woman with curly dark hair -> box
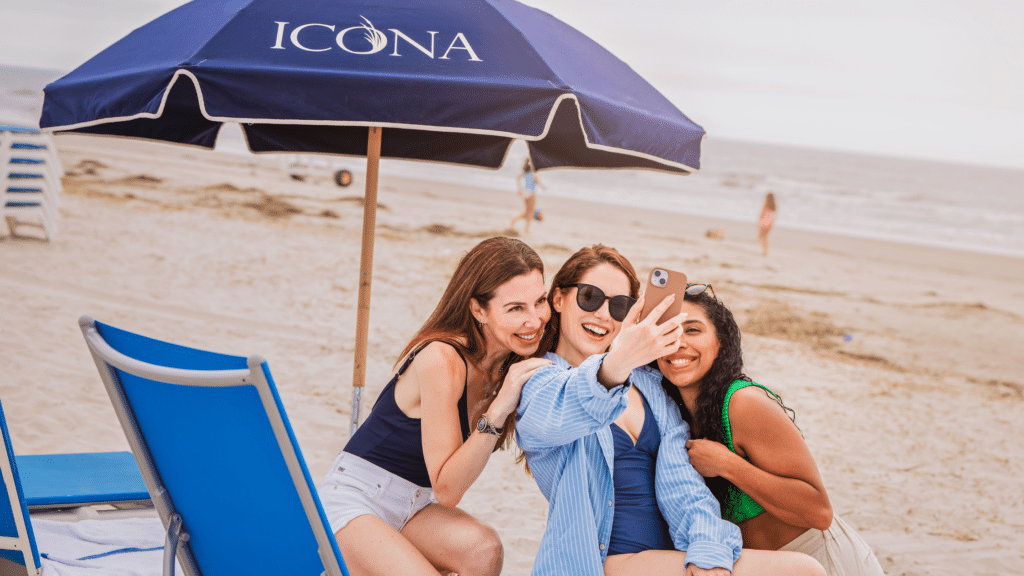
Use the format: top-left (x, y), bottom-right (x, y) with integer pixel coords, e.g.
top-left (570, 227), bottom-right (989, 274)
top-left (658, 285), bottom-right (885, 576)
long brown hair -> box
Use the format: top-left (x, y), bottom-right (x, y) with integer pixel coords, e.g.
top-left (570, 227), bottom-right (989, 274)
top-left (534, 244), bottom-right (640, 358)
top-left (764, 192), bottom-right (777, 211)
top-left (399, 236), bottom-right (544, 447)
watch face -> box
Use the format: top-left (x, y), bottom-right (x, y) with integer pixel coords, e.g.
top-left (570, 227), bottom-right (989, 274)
top-left (477, 416), bottom-right (487, 432)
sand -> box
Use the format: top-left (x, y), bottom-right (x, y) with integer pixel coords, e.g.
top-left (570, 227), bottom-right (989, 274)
top-left (1, 134), bottom-right (1022, 575)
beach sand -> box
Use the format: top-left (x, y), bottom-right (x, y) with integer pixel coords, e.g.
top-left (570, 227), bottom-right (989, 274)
top-left (2, 135), bottom-right (1022, 575)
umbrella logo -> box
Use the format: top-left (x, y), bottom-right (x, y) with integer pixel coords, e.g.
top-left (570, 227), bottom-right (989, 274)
top-left (271, 18), bottom-right (483, 61)
top-left (339, 17), bottom-right (388, 55)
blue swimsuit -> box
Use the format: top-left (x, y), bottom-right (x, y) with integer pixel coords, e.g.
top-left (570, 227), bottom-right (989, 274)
top-left (607, 392), bottom-right (675, 555)
top-left (344, 342), bottom-right (470, 487)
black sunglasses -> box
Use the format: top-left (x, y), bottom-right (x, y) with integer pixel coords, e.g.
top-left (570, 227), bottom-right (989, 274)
top-left (685, 283), bottom-right (717, 301)
top-left (560, 283), bottom-right (637, 322)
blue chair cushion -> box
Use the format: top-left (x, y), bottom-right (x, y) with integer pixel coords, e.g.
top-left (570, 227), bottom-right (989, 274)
top-left (16, 452), bottom-right (150, 508)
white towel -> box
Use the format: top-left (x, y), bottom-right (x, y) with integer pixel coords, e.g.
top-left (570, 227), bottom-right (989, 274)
top-left (31, 518), bottom-right (182, 576)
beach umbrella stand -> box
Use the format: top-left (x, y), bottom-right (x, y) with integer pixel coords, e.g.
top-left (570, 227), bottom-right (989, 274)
top-left (40, 0), bottom-right (707, 432)
top-left (350, 126), bottom-right (380, 434)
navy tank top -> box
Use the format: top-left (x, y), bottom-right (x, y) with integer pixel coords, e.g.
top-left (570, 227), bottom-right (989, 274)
top-left (343, 342), bottom-right (471, 487)
top-left (607, 392), bottom-right (675, 555)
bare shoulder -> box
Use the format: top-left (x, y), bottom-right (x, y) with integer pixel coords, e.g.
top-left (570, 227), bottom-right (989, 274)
top-left (728, 385), bottom-right (800, 439)
top-left (729, 385), bottom-right (822, 480)
top-left (407, 341), bottom-right (467, 396)
top-left (730, 385), bottom-right (785, 411)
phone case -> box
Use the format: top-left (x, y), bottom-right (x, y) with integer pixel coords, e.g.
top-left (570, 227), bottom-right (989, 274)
top-left (638, 267), bottom-right (689, 324)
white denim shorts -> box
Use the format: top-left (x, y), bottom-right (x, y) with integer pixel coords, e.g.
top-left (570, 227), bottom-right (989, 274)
top-left (317, 451), bottom-right (436, 535)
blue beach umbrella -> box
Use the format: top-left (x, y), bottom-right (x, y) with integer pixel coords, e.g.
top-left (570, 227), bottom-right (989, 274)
top-left (40, 0), bottom-right (706, 430)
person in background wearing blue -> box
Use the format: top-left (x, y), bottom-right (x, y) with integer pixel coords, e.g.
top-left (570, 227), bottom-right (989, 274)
top-left (511, 159), bottom-right (544, 234)
top-left (319, 237), bottom-right (552, 576)
top-left (516, 245), bottom-right (825, 576)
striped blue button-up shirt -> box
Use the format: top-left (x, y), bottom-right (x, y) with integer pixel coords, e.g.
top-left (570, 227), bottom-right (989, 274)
top-left (516, 353), bottom-right (742, 575)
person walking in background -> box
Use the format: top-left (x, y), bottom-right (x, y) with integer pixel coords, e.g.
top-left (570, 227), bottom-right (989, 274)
top-left (511, 159), bottom-right (544, 234)
top-left (758, 193), bottom-right (777, 256)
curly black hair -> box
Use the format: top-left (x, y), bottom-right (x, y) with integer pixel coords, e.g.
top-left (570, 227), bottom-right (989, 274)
top-left (660, 288), bottom-right (795, 507)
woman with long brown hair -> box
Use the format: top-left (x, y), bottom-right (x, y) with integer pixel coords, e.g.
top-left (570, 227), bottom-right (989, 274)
top-left (319, 237), bottom-right (552, 576)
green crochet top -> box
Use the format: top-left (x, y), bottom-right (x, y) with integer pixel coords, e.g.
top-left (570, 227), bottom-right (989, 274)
top-left (720, 379), bottom-right (781, 524)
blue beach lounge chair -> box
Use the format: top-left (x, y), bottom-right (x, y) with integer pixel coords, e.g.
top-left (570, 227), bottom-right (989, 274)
top-left (2, 399), bottom-right (154, 576)
top-left (77, 316), bottom-right (349, 576)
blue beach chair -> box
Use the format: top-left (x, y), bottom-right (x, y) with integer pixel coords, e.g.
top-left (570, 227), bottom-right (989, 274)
top-left (77, 316), bottom-right (349, 576)
top-left (1, 400), bottom-right (153, 576)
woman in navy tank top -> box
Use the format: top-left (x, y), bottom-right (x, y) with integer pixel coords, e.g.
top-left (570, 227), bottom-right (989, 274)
top-left (319, 237), bottom-right (552, 576)
top-left (516, 246), bottom-right (825, 576)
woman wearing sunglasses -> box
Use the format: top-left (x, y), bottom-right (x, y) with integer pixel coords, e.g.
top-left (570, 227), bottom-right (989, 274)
top-left (318, 237), bottom-right (552, 576)
top-left (516, 245), bottom-right (823, 576)
top-left (658, 286), bottom-right (884, 576)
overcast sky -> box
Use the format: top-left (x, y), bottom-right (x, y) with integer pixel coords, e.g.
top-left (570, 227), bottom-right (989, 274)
top-left (3, 0), bottom-right (1022, 169)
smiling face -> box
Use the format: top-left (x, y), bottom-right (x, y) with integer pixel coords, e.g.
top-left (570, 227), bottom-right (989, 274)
top-left (657, 301), bottom-right (721, 392)
top-left (472, 269), bottom-right (550, 358)
top-left (552, 263), bottom-right (632, 367)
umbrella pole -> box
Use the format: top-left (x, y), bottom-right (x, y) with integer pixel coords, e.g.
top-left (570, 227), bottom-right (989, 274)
top-left (351, 126), bottom-right (382, 435)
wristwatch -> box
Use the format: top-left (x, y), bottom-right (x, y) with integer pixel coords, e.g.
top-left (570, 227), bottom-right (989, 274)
top-left (476, 413), bottom-right (504, 437)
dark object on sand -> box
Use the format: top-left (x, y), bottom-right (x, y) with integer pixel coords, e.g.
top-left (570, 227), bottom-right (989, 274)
top-left (334, 169), bottom-right (353, 187)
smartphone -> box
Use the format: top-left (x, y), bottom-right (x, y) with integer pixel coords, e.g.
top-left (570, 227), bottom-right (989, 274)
top-left (638, 267), bottom-right (688, 324)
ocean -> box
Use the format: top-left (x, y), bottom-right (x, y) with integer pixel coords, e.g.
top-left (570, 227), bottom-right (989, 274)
top-left (4, 64), bottom-right (1023, 259)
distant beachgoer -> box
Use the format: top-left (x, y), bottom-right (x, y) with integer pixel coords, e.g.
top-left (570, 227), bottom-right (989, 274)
top-left (706, 228), bottom-right (725, 240)
top-left (511, 159), bottom-right (544, 234)
top-left (758, 193), bottom-right (777, 256)
top-left (658, 285), bottom-right (885, 576)
top-left (318, 237), bottom-right (552, 576)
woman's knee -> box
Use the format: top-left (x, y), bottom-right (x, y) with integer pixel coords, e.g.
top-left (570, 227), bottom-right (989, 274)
top-left (736, 549), bottom-right (825, 576)
top-left (449, 520), bottom-right (503, 575)
top-left (770, 551), bottom-right (826, 576)
top-left (794, 552), bottom-right (826, 576)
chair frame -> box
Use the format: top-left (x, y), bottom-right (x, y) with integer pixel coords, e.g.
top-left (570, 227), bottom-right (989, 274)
top-left (0, 401), bottom-right (43, 576)
top-left (78, 315), bottom-right (348, 576)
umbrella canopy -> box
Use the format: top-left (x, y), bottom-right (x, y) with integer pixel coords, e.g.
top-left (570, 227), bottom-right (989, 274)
top-left (40, 0), bottom-right (706, 432)
top-left (40, 0), bottom-right (704, 172)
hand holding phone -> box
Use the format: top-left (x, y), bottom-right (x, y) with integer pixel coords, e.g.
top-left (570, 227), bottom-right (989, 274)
top-left (597, 272), bottom-right (689, 387)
